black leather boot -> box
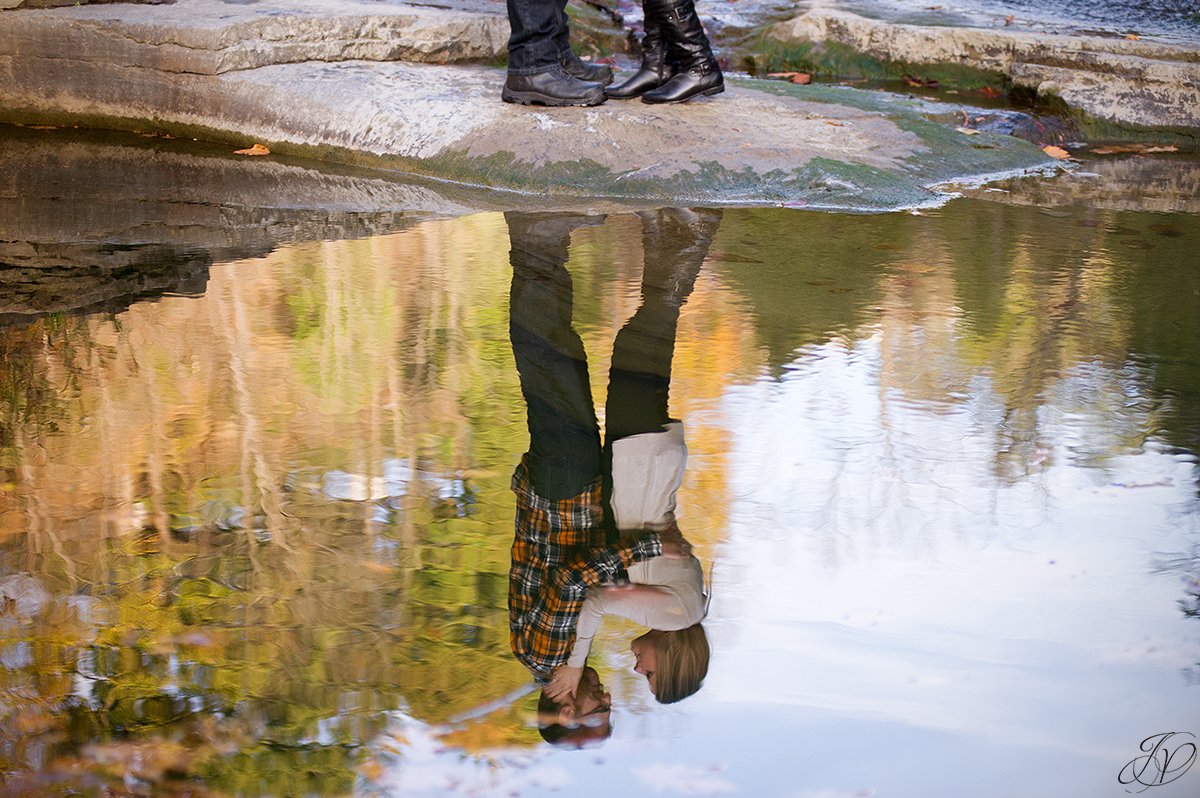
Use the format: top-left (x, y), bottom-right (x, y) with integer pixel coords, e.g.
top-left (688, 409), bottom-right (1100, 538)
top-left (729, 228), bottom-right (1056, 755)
top-left (562, 51), bottom-right (614, 86)
top-left (606, 23), bottom-right (673, 100)
top-left (640, 0), bottom-right (723, 104)
top-left (502, 66), bottom-right (607, 106)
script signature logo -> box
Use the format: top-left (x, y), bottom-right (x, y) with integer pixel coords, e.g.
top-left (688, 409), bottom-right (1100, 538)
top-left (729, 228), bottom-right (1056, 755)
top-left (1118, 732), bottom-right (1197, 793)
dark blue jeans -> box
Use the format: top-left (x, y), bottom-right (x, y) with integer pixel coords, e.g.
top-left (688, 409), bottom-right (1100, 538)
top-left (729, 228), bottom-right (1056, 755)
top-left (506, 0), bottom-right (572, 75)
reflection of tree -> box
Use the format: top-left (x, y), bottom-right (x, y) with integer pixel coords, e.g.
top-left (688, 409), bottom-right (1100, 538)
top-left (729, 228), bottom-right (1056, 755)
top-left (712, 202), bottom-right (1199, 483)
top-left (0, 217), bottom-right (533, 795)
top-left (0, 211), bottom-right (763, 795)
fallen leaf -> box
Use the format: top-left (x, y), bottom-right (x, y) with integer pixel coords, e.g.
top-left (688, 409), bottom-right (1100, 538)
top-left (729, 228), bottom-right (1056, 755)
top-left (1004, 14), bottom-right (1014, 26)
top-left (978, 85), bottom-right (1003, 98)
top-left (234, 143), bottom-right (270, 156)
top-left (791, 72), bottom-right (812, 84)
top-left (824, 120), bottom-right (844, 126)
top-left (955, 126), bottom-right (981, 135)
top-left (1124, 33), bottom-right (1140, 40)
top-left (1043, 145), bottom-right (1071, 159)
top-left (903, 74), bottom-right (939, 88)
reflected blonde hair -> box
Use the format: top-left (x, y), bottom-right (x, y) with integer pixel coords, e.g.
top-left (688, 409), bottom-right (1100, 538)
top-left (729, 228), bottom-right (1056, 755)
top-left (652, 624), bottom-right (710, 704)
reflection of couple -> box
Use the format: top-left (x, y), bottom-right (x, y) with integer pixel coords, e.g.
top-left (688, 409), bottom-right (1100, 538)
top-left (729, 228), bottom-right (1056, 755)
top-left (506, 208), bottom-right (721, 745)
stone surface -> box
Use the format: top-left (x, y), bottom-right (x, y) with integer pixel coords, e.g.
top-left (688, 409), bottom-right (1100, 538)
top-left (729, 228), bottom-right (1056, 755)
top-left (769, 9), bottom-right (1200, 135)
top-left (0, 1), bottom-right (1059, 209)
top-left (0, 0), bottom-right (509, 73)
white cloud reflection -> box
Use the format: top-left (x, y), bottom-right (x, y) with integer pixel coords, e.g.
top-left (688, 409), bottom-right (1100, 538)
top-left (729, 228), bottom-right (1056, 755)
top-left (366, 713), bottom-right (572, 797)
top-left (634, 763), bottom-right (739, 795)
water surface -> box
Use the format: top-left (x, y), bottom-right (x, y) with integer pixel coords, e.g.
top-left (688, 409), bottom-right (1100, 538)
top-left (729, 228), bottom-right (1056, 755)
top-left (1, 176), bottom-right (1199, 797)
top-left (796, 0), bottom-right (1200, 44)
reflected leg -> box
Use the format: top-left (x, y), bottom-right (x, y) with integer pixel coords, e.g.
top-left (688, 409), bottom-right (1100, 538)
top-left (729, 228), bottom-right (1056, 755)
top-left (605, 207), bottom-right (722, 443)
top-left (507, 212), bottom-right (605, 500)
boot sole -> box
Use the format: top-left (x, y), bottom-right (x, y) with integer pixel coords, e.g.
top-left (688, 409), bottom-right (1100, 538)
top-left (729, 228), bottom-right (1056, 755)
top-left (502, 88), bottom-right (606, 107)
top-left (641, 84), bottom-right (724, 104)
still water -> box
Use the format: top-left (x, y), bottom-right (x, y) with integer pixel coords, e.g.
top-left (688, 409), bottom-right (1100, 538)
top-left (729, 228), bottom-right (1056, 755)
top-left (1, 185), bottom-right (1199, 796)
top-left (800, 0), bottom-right (1200, 44)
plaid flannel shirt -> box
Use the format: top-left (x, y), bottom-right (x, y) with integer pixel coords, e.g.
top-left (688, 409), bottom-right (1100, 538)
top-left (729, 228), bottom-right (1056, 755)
top-left (509, 456), bottom-right (662, 683)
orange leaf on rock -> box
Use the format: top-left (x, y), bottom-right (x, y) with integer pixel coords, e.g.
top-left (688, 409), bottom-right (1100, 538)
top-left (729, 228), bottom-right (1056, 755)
top-left (1043, 145), bottom-right (1071, 160)
top-left (234, 143), bottom-right (271, 156)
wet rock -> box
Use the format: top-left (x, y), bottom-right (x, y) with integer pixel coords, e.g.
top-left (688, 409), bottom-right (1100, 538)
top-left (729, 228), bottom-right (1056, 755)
top-left (0, 0), bottom-right (509, 73)
top-left (1, 0), bottom-right (168, 7)
top-left (769, 9), bottom-right (1200, 140)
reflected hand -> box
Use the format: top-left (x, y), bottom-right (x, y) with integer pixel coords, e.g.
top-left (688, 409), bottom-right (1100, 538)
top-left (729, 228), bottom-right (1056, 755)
top-left (658, 523), bottom-right (692, 559)
top-left (545, 665), bottom-right (584, 702)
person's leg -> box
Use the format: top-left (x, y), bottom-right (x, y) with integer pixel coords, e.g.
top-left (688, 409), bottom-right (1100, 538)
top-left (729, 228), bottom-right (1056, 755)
top-left (508, 213), bottom-right (605, 500)
top-left (606, 11), bottom-right (672, 99)
top-left (507, 0), bottom-right (567, 77)
top-left (505, 0), bottom-right (609, 103)
top-left (640, 0), bottom-right (723, 103)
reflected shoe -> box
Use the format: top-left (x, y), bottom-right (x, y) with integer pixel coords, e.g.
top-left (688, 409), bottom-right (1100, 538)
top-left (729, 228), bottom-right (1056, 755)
top-left (561, 51), bottom-right (614, 86)
top-left (502, 67), bottom-right (607, 106)
top-left (606, 24), bottom-right (673, 99)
